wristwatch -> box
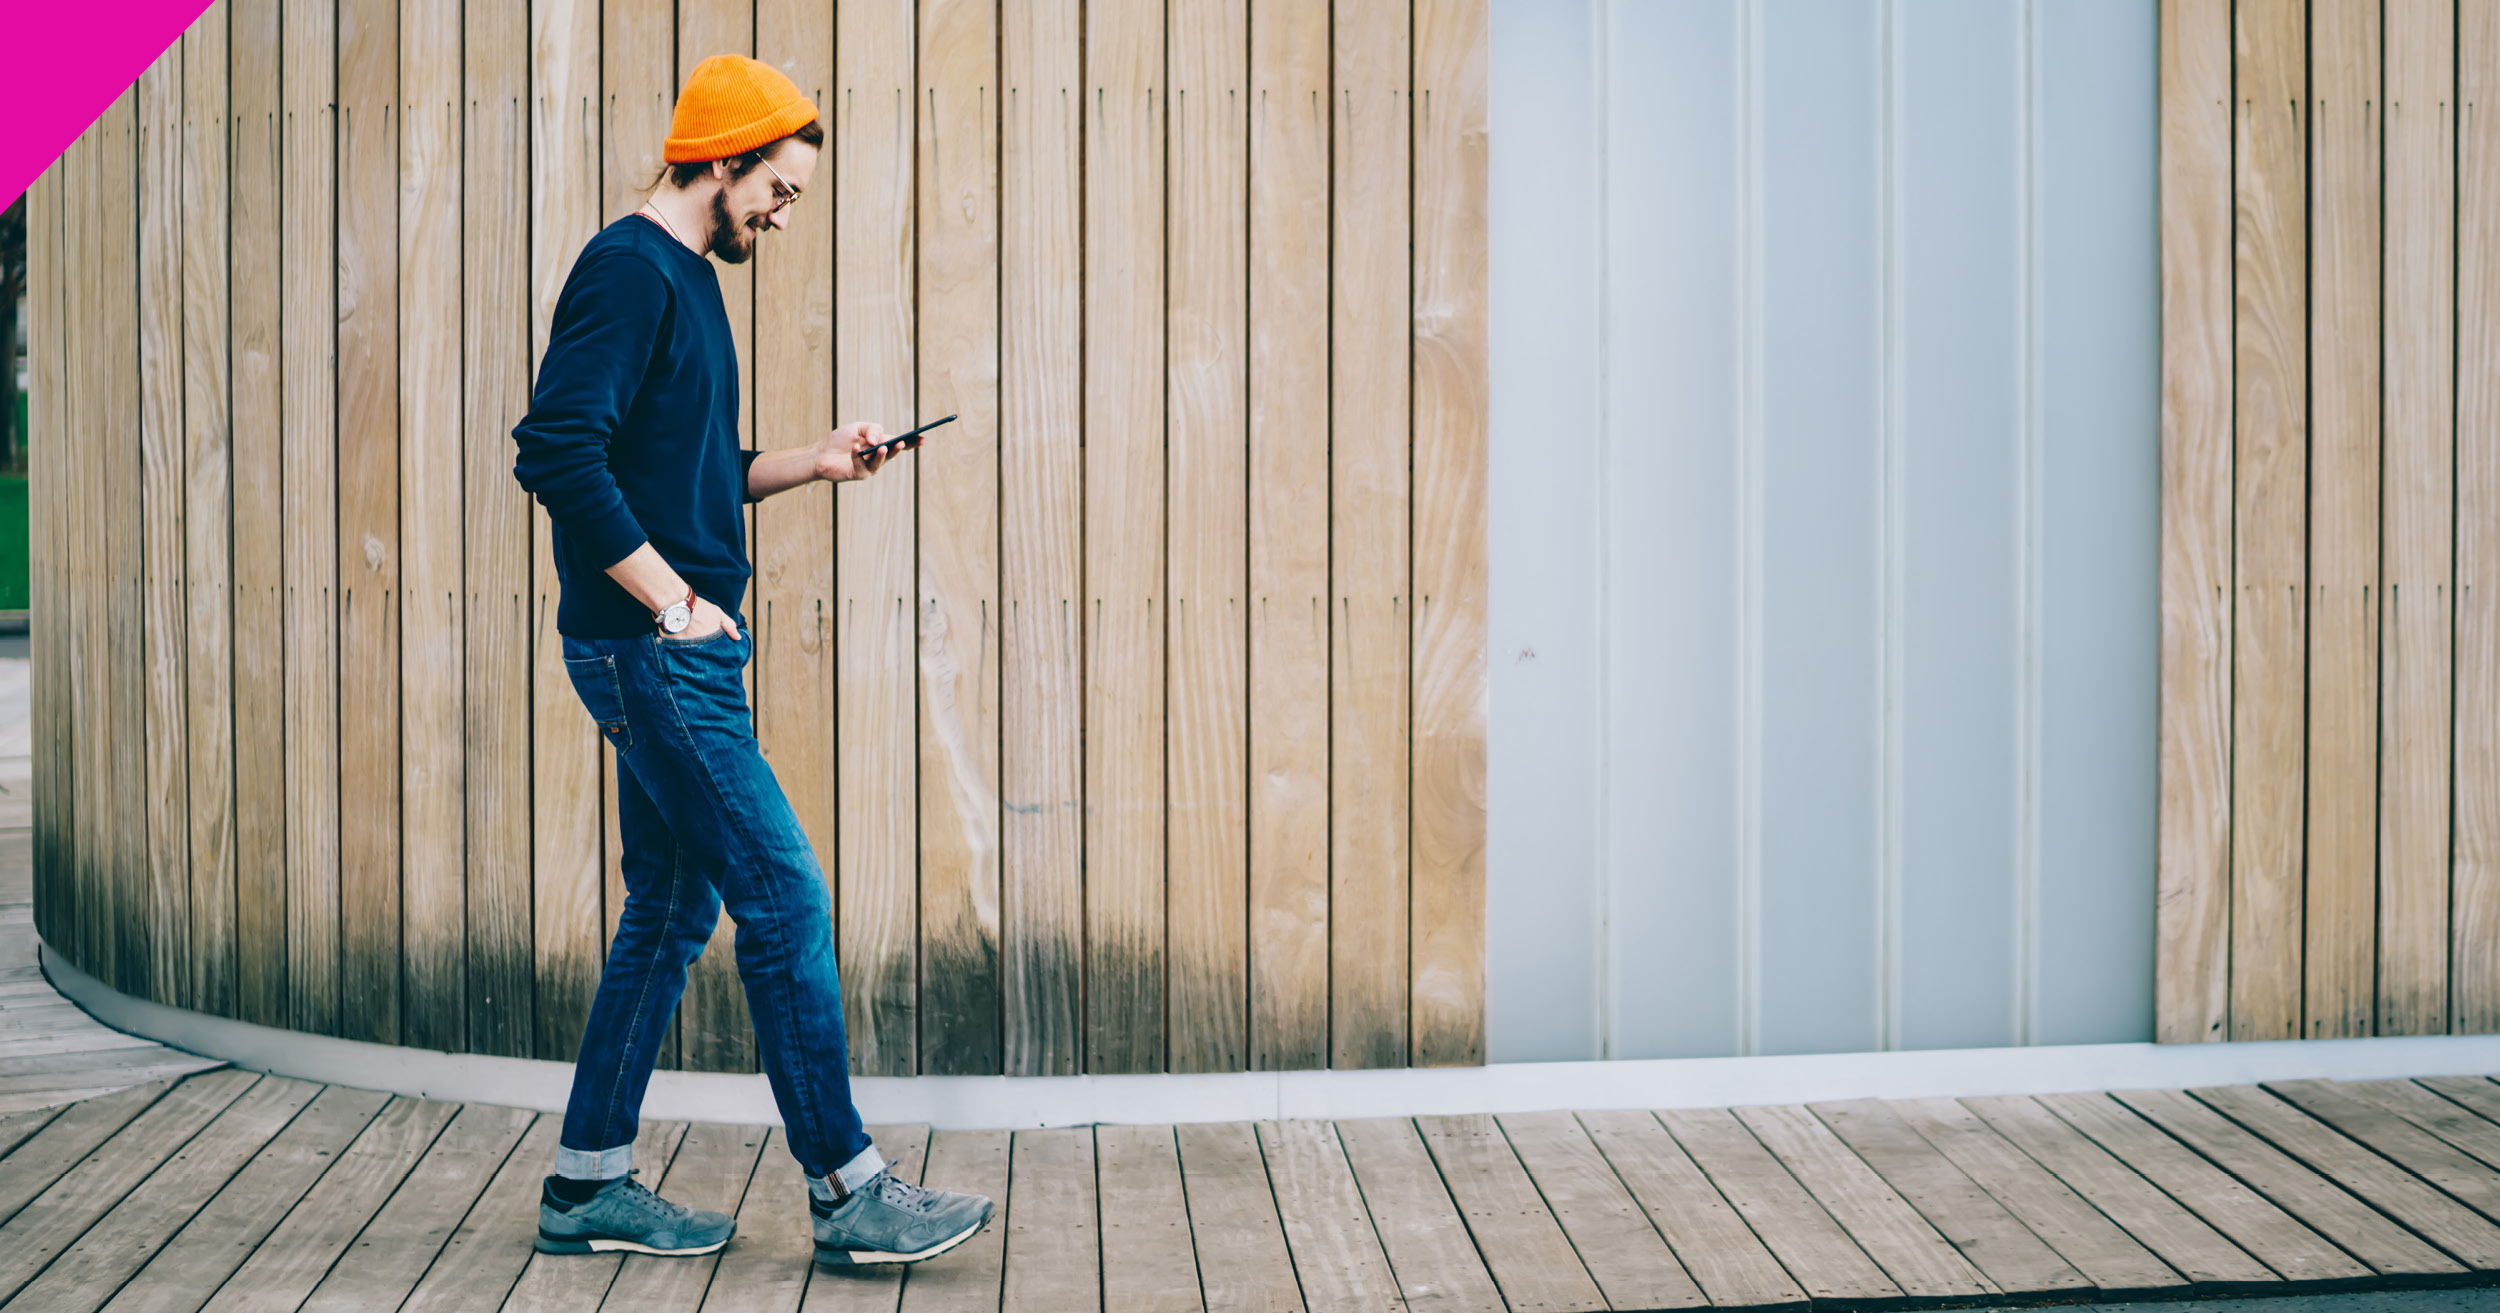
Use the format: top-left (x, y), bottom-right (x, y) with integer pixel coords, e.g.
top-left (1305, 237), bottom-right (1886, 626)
top-left (656, 590), bottom-right (696, 636)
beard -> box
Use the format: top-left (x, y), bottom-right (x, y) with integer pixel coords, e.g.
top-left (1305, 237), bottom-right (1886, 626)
top-left (707, 189), bottom-right (765, 264)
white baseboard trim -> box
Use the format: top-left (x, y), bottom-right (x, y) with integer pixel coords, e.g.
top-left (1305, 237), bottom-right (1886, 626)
top-left (46, 939), bottom-right (2500, 1129)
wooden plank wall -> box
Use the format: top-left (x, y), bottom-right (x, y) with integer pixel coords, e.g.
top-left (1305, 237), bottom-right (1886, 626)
top-left (2159, 0), bottom-right (2500, 1040)
top-left (26, 0), bottom-right (1490, 1075)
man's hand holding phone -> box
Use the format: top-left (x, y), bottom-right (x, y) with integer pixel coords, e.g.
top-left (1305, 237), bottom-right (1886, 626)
top-left (815, 421), bottom-right (890, 483)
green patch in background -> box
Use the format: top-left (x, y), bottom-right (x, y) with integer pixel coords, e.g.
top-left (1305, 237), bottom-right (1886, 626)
top-left (0, 472), bottom-right (25, 611)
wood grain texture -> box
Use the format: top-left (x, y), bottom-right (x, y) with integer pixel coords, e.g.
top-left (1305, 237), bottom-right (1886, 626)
top-left (2268, 1079), bottom-right (2500, 1226)
top-left (1175, 1121), bottom-right (1305, 1313)
top-left (836, 0), bottom-right (922, 1079)
top-left (2381, 1077), bottom-right (2500, 1167)
top-left (2188, 1084), bottom-right (2500, 1267)
top-left (29, 157), bottom-right (63, 957)
top-left (1096, 1125), bottom-right (1204, 1313)
top-left (1657, 1106), bottom-right (1902, 1306)
top-left (2456, 0), bottom-right (2500, 1030)
top-left (999, 0), bottom-right (1086, 1078)
top-left (1084, 0), bottom-right (1169, 1076)
top-left (2380, 0), bottom-right (2457, 1037)
top-left (1734, 1103), bottom-right (1995, 1302)
top-left (896, 1129), bottom-right (1012, 1313)
top-left (1887, 1097), bottom-right (2187, 1298)
top-left (1167, 0), bottom-right (1251, 1077)
top-left (1409, 0), bottom-right (1490, 1070)
top-left (1329, 0), bottom-right (1413, 1071)
top-left (916, 0), bottom-right (1006, 1077)
top-left (1575, 1110), bottom-right (1805, 1310)
top-left (296, 1103), bottom-right (534, 1313)
top-left (139, 46), bottom-right (190, 1010)
top-left (1496, 1112), bottom-right (1706, 1311)
top-left (400, 0), bottom-right (466, 1054)
top-left (102, 94), bottom-right (146, 996)
top-left (1246, 0), bottom-right (1331, 1076)
top-left (529, 0), bottom-right (607, 1063)
top-left (1256, 1119), bottom-right (1408, 1313)
top-left (2303, 0), bottom-right (2383, 1041)
top-left (671, 0), bottom-right (760, 1079)
top-left (1335, 1117), bottom-right (1503, 1313)
top-left (1810, 1099), bottom-right (2090, 1300)
top-left (69, 117), bottom-right (100, 987)
top-left (2229, 0), bottom-right (2310, 1042)
top-left (399, 1116), bottom-right (564, 1313)
top-left (181, 0), bottom-right (238, 1020)
top-left (465, 0), bottom-right (536, 1061)
top-left (705, 1128), bottom-right (810, 1313)
top-left (1003, 1128), bottom-right (1102, 1313)
top-left (0, 1080), bottom-right (173, 1229)
top-left (337, 0), bottom-right (403, 1048)
top-left (227, 0), bottom-right (285, 1032)
top-left (1415, 1114), bottom-right (1607, 1313)
top-left (280, 0), bottom-right (340, 1037)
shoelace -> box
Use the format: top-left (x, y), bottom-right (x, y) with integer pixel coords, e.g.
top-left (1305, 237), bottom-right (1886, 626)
top-left (857, 1170), bottom-right (940, 1215)
top-left (606, 1171), bottom-right (697, 1224)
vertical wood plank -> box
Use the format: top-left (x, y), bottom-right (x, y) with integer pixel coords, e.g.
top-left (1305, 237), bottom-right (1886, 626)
top-left (1334, 1117), bottom-right (1504, 1313)
top-left (28, 154), bottom-right (61, 956)
top-left (281, 0), bottom-right (340, 1035)
top-left (1255, 1119), bottom-right (1407, 1313)
top-left (400, 0), bottom-right (465, 1053)
top-left (999, 0), bottom-right (1086, 1078)
top-left (1245, 0), bottom-right (1330, 1075)
top-left (105, 91), bottom-right (148, 996)
top-left (228, 0), bottom-right (286, 1029)
top-left (140, 44), bottom-right (191, 1009)
top-left (2303, 0), bottom-right (2381, 1041)
top-left (893, 1129), bottom-right (1012, 1313)
top-left (674, 0), bottom-right (761, 1078)
top-left (530, 0), bottom-right (607, 1062)
top-left (466, 0), bottom-right (535, 1060)
top-left (837, 0), bottom-right (921, 1079)
top-left (1166, 0), bottom-right (1250, 1076)
top-left (1329, 0), bottom-right (1412, 1070)
top-left (917, 0), bottom-right (1007, 1076)
top-left (2230, 0), bottom-right (2309, 1042)
top-left (2156, 0), bottom-right (2235, 1048)
top-left (1084, 0), bottom-right (1168, 1076)
top-left (1003, 1128), bottom-right (1102, 1313)
top-left (1409, 0), bottom-right (1489, 1070)
top-left (2382, 0), bottom-right (2457, 1036)
top-left (2454, 0), bottom-right (2500, 1029)
top-left (1096, 1125), bottom-right (1204, 1313)
top-left (1174, 1122), bottom-right (1304, 1313)
top-left (67, 119), bottom-right (99, 982)
top-left (338, 0), bottom-right (402, 1046)
top-left (1416, 1114), bottom-right (1610, 1313)
top-left (1574, 1110), bottom-right (1808, 1311)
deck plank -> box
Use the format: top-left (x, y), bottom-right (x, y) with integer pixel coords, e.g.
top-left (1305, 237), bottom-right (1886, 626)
top-left (1097, 1124), bottom-right (1204, 1313)
top-left (1416, 1114), bottom-right (1607, 1313)
top-left (2420, 1077), bottom-right (2500, 1140)
top-left (0, 1069), bottom-right (256, 1302)
top-left (2, 1076), bottom-right (318, 1313)
top-left (1003, 1126), bottom-right (1101, 1313)
top-left (1576, 1110), bottom-right (1805, 1311)
top-left (2234, 1082), bottom-right (2500, 1259)
top-left (0, 1103), bottom-right (63, 1160)
top-left (696, 1128), bottom-right (810, 1313)
top-left (1257, 1119), bottom-right (1407, 1313)
top-left (1335, 1117), bottom-right (1501, 1313)
top-left (2116, 1087), bottom-right (2464, 1278)
top-left (891, 1129), bottom-right (1009, 1313)
top-left (1811, 1099), bottom-right (2090, 1301)
top-left (2269, 1080), bottom-right (2500, 1225)
top-left (1176, 1121), bottom-right (1305, 1313)
top-left (1658, 1107), bottom-right (1902, 1308)
top-left (1494, 1112), bottom-right (1703, 1311)
top-left (194, 1096), bottom-right (464, 1313)
top-left (500, 1120), bottom-right (689, 1313)
top-left (798, 1123), bottom-right (932, 1313)
top-left (1885, 1097), bottom-right (2186, 1299)
top-left (0, 1079), bottom-right (172, 1223)
top-left (1735, 1104), bottom-right (1994, 1304)
top-left (96, 1085), bottom-right (393, 1313)
top-left (2356, 1079), bottom-right (2500, 1171)
top-left (296, 1102), bottom-right (537, 1312)
top-left (601, 1121), bottom-right (768, 1311)
top-left (2029, 1091), bottom-right (2368, 1286)
top-left (399, 1115), bottom-right (564, 1313)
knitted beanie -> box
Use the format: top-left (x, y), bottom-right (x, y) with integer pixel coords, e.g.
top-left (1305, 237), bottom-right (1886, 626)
top-left (664, 55), bottom-right (818, 165)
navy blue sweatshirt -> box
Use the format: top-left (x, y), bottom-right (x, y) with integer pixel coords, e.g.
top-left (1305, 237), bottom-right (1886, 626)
top-left (512, 216), bottom-right (760, 638)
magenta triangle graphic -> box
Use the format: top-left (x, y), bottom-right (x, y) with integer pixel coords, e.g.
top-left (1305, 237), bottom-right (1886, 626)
top-left (4, 0), bottom-right (216, 211)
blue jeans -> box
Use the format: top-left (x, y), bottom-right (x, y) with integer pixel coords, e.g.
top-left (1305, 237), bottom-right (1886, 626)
top-left (553, 628), bottom-right (882, 1195)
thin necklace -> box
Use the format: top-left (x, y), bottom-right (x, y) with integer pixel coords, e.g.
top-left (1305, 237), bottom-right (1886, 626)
top-left (642, 199), bottom-right (694, 250)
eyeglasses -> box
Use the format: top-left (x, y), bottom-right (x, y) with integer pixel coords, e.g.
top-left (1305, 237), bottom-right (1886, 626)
top-left (756, 154), bottom-right (803, 213)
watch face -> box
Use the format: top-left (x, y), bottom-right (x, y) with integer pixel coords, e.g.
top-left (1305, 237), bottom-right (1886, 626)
top-left (661, 602), bottom-right (692, 633)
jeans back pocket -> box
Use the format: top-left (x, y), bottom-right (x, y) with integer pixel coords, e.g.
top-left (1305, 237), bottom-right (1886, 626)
top-left (563, 653), bottom-right (634, 752)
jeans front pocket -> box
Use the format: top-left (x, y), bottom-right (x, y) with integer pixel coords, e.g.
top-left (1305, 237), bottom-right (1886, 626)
top-left (563, 653), bottom-right (633, 752)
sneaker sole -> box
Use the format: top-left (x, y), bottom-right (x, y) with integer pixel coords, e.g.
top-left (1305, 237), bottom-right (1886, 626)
top-left (535, 1230), bottom-right (732, 1257)
top-left (813, 1214), bottom-right (988, 1268)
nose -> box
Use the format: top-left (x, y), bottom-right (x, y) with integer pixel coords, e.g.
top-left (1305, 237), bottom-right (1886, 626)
top-left (769, 206), bottom-right (792, 231)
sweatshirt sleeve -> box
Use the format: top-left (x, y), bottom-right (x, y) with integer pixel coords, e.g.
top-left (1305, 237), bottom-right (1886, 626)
top-left (510, 249), bottom-right (665, 570)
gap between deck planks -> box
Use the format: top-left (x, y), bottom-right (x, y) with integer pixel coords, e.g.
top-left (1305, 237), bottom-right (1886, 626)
top-left (14, 1075), bottom-right (2500, 1310)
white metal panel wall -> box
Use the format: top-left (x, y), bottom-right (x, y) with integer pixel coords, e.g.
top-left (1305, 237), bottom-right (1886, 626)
top-left (1487, 0), bottom-right (2159, 1062)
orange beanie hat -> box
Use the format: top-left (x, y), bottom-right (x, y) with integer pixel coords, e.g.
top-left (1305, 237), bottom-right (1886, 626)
top-left (664, 55), bottom-right (818, 164)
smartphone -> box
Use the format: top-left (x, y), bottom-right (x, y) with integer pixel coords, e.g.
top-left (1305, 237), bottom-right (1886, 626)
top-left (865, 414), bottom-right (957, 461)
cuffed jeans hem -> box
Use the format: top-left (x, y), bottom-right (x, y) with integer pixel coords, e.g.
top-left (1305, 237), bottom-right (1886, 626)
top-left (806, 1145), bottom-right (887, 1201)
top-left (554, 1142), bottom-right (636, 1180)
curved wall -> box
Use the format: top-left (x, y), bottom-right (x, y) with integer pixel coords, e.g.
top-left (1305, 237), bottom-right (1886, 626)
top-left (24, 0), bottom-right (1489, 1076)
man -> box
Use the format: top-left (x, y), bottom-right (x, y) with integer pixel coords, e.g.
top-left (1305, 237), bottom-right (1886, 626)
top-left (511, 54), bottom-right (991, 1269)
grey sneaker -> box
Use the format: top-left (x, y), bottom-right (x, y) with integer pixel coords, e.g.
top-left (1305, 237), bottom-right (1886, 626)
top-left (536, 1173), bottom-right (737, 1256)
top-left (811, 1169), bottom-right (994, 1267)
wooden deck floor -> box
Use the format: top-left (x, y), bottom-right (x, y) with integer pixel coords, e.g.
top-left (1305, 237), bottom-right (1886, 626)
top-left (10, 1073), bottom-right (2500, 1311)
